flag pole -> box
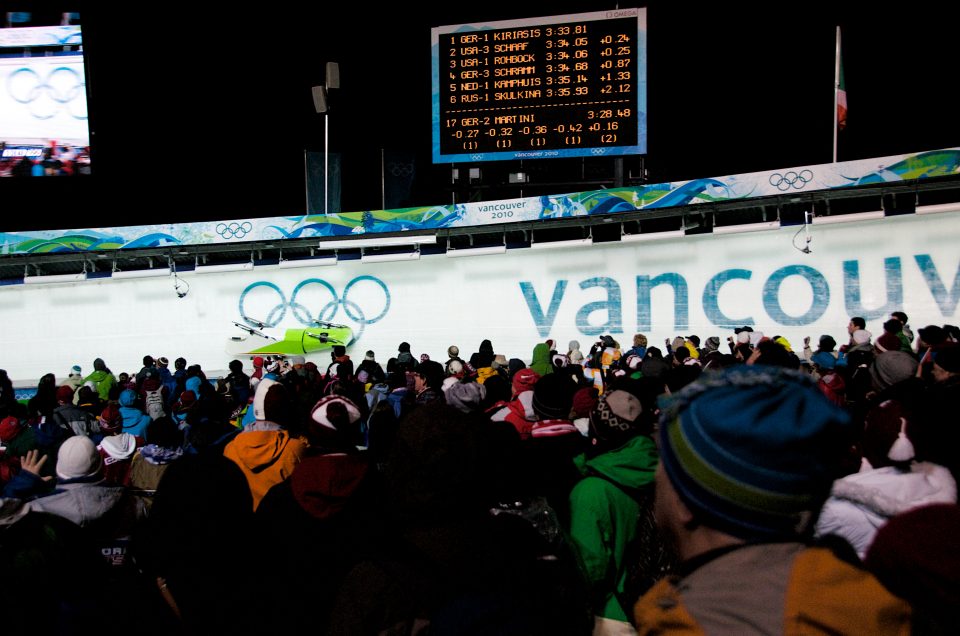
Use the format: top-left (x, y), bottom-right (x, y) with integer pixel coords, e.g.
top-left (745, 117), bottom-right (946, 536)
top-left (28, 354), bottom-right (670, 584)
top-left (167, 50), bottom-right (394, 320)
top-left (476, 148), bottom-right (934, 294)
top-left (833, 26), bottom-right (841, 163)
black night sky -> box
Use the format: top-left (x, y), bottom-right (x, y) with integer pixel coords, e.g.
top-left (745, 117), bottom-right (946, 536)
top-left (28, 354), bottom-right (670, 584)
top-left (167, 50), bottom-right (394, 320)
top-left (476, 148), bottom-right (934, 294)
top-left (3, 2), bottom-right (957, 230)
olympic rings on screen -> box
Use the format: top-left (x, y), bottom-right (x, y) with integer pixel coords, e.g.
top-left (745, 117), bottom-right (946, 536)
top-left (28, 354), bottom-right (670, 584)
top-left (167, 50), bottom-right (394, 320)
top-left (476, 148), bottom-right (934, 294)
top-left (7, 66), bottom-right (86, 120)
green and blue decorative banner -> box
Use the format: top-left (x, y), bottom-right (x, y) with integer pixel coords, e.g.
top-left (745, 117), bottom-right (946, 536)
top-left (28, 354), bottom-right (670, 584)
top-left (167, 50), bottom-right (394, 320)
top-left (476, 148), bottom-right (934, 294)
top-left (2, 147), bottom-right (958, 256)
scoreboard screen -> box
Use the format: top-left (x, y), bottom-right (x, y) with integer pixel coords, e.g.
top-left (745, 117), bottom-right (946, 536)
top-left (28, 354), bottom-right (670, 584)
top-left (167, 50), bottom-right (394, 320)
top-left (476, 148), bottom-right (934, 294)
top-left (431, 9), bottom-right (646, 164)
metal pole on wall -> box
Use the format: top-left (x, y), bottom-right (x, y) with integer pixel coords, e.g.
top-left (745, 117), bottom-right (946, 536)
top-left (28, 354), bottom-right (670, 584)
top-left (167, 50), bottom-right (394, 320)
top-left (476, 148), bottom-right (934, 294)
top-left (325, 113), bottom-right (330, 214)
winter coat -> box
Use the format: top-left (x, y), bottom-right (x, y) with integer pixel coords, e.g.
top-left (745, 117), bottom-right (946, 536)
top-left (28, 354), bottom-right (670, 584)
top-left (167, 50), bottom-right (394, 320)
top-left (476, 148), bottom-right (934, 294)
top-left (568, 434), bottom-right (658, 622)
top-left (83, 369), bottom-right (116, 402)
top-left (52, 403), bottom-right (98, 437)
top-left (633, 543), bottom-right (911, 635)
top-left (223, 422), bottom-right (307, 510)
top-left (489, 391), bottom-right (537, 440)
top-left (815, 461), bottom-right (956, 559)
top-left (30, 478), bottom-right (143, 531)
top-left (118, 389), bottom-right (152, 439)
top-left (98, 432), bottom-right (142, 486)
top-left (255, 450), bottom-right (382, 632)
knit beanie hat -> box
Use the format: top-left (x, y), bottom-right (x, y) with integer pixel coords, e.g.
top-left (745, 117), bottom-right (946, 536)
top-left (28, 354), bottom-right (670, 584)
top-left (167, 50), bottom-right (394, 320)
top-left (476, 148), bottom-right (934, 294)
top-left (252, 356), bottom-right (264, 369)
top-left (56, 385), bottom-right (75, 403)
top-left (0, 416), bottom-right (22, 442)
top-left (56, 435), bottom-right (103, 480)
top-left (447, 345), bottom-right (459, 358)
top-left (658, 366), bottom-right (851, 540)
top-left (512, 368), bottom-right (540, 396)
top-left (705, 336), bottom-right (720, 352)
top-left (532, 373), bottom-right (575, 420)
top-left (870, 351), bottom-right (919, 392)
top-left (157, 357), bottom-right (169, 367)
top-left (262, 383), bottom-right (293, 427)
top-left (175, 390), bottom-right (197, 413)
top-left (70, 364), bottom-right (82, 375)
top-left (589, 390), bottom-right (642, 447)
top-left (852, 329), bottom-right (873, 345)
top-left (310, 394), bottom-right (362, 431)
top-left (445, 381), bottom-right (487, 414)
top-left (819, 335), bottom-right (837, 351)
top-left (365, 350), bottom-right (376, 361)
top-left (98, 404), bottom-right (123, 434)
top-left (571, 386), bottom-right (599, 419)
top-left (551, 353), bottom-right (569, 368)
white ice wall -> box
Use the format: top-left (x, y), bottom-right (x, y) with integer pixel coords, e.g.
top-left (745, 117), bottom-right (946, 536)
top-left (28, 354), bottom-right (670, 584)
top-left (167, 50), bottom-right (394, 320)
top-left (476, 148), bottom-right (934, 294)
top-left (1, 212), bottom-right (957, 384)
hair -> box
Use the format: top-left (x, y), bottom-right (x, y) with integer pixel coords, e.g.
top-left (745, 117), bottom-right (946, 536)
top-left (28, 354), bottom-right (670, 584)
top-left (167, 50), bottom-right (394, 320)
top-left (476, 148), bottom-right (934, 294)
top-left (850, 316), bottom-right (867, 330)
top-left (143, 355), bottom-right (155, 366)
top-left (883, 319), bottom-right (903, 335)
top-left (633, 333), bottom-right (647, 348)
top-left (891, 311), bottom-right (908, 324)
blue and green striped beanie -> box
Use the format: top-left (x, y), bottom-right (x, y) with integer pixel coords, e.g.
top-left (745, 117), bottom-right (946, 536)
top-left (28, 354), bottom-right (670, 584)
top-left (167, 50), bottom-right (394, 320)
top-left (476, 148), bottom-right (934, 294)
top-left (658, 366), bottom-right (852, 540)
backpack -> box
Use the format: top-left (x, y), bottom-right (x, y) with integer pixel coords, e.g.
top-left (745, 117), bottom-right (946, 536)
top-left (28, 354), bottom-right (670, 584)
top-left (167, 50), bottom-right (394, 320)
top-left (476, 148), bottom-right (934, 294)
top-left (144, 388), bottom-right (166, 421)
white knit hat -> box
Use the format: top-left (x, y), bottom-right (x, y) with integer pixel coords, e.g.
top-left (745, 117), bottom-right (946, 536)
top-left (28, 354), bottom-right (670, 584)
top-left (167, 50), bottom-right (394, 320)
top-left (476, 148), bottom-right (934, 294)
top-left (852, 329), bottom-right (872, 345)
top-left (56, 436), bottom-right (103, 480)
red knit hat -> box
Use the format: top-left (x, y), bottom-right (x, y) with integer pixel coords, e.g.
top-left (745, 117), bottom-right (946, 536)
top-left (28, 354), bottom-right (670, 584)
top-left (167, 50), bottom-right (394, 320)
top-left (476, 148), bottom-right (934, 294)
top-left (0, 416), bottom-right (23, 442)
top-left (98, 404), bottom-right (123, 433)
top-left (512, 368), bottom-right (540, 396)
top-left (571, 386), bottom-right (599, 419)
top-left (56, 385), bottom-right (75, 403)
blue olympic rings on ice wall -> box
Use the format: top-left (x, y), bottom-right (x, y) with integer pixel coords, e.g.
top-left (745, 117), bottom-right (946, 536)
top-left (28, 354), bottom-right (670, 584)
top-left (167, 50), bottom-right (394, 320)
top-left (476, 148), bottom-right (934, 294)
top-left (238, 276), bottom-right (390, 341)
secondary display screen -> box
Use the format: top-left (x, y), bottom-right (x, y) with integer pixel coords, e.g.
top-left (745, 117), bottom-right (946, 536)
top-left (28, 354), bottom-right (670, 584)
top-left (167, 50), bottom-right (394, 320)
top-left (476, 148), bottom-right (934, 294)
top-left (431, 9), bottom-right (646, 164)
top-left (0, 13), bottom-right (90, 178)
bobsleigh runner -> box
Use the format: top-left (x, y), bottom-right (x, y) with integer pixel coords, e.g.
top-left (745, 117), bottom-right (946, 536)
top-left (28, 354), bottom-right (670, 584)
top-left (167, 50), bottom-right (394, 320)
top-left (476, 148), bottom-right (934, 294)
top-left (225, 318), bottom-right (353, 358)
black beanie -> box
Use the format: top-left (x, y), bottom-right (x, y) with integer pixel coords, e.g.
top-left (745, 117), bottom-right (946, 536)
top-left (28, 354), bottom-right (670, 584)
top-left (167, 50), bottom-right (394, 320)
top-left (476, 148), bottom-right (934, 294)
top-left (532, 373), bottom-right (576, 420)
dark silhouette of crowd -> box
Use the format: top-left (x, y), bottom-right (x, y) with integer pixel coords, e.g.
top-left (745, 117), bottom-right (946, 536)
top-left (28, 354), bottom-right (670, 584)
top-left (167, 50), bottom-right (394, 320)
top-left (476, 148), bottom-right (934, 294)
top-left (1, 310), bottom-right (958, 635)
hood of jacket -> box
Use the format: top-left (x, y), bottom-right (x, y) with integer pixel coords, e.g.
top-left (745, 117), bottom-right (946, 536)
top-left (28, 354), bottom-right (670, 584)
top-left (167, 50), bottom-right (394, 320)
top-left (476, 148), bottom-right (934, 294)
top-left (228, 429), bottom-right (300, 473)
top-left (290, 453), bottom-right (370, 520)
top-left (574, 434), bottom-right (658, 491)
top-left (118, 389), bottom-right (137, 407)
top-left (185, 376), bottom-right (202, 395)
top-left (530, 343), bottom-right (554, 375)
top-left (99, 433), bottom-right (138, 460)
top-left (830, 461), bottom-right (956, 517)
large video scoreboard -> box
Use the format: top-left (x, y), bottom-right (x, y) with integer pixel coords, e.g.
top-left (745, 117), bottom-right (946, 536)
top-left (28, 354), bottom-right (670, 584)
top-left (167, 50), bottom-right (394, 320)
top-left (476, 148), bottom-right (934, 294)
top-left (431, 8), bottom-right (646, 164)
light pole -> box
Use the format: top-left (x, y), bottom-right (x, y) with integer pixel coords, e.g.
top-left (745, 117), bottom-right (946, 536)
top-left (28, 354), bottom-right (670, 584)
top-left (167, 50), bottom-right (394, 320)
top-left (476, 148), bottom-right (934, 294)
top-left (311, 61), bottom-right (339, 214)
